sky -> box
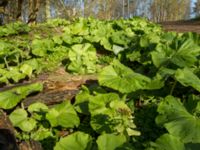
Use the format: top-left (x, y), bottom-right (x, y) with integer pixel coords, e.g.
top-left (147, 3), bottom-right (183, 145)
top-left (191, 0), bottom-right (196, 18)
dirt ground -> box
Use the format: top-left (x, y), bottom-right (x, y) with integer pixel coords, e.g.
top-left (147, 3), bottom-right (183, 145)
top-left (160, 20), bottom-right (200, 33)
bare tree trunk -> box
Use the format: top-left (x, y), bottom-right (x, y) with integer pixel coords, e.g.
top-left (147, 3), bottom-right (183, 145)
top-left (45, 0), bottom-right (50, 20)
top-left (16, 0), bottom-right (23, 20)
top-left (28, 0), bottom-right (40, 24)
top-left (0, 0), bottom-right (8, 24)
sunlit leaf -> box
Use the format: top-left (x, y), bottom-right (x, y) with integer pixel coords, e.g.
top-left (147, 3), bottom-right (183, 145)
top-left (156, 96), bottom-right (200, 143)
top-left (99, 59), bottom-right (151, 93)
top-left (0, 83), bottom-right (43, 109)
top-left (96, 134), bottom-right (126, 150)
top-left (54, 132), bottom-right (92, 150)
top-left (46, 101), bottom-right (80, 128)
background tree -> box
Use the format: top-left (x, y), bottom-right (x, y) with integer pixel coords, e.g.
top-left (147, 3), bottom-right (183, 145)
top-left (194, 0), bottom-right (200, 17)
top-left (28, 0), bottom-right (40, 23)
top-left (0, 0), bottom-right (193, 24)
top-left (150, 0), bottom-right (190, 22)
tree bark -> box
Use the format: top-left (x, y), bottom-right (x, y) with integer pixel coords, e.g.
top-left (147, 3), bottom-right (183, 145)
top-left (0, 109), bottom-right (19, 150)
top-left (45, 0), bottom-right (50, 20)
top-left (16, 0), bottom-right (23, 20)
top-left (28, 0), bottom-right (40, 24)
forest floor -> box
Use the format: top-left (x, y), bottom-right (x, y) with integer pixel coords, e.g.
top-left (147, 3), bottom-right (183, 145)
top-left (160, 20), bottom-right (200, 33)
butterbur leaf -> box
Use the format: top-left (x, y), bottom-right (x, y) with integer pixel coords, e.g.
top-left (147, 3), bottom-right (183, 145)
top-left (96, 134), bottom-right (126, 150)
top-left (100, 37), bottom-right (112, 51)
top-left (98, 59), bottom-right (151, 93)
top-left (111, 31), bottom-right (131, 47)
top-left (28, 102), bottom-right (48, 113)
top-left (89, 93), bottom-right (139, 135)
top-left (9, 109), bottom-right (36, 132)
top-left (148, 134), bottom-right (185, 150)
top-left (89, 93), bottom-right (120, 115)
top-left (112, 45), bottom-right (125, 55)
top-left (68, 43), bottom-right (97, 74)
top-left (53, 36), bottom-right (63, 45)
top-left (46, 101), bottom-right (80, 128)
top-left (145, 74), bottom-right (164, 90)
top-left (69, 18), bottom-right (89, 35)
top-left (89, 93), bottom-right (121, 133)
top-left (54, 132), bottom-right (92, 150)
top-left (171, 39), bottom-right (200, 67)
top-left (19, 118), bottom-right (37, 132)
top-left (31, 126), bottom-right (53, 141)
top-left (0, 83), bottom-right (43, 109)
top-left (20, 64), bottom-right (33, 77)
top-left (28, 102), bottom-right (49, 120)
top-left (151, 39), bottom-right (200, 68)
top-left (74, 86), bottom-right (91, 114)
top-left (151, 45), bottom-right (169, 68)
top-left (31, 39), bottom-right (54, 56)
top-left (7, 67), bottom-right (26, 83)
top-left (156, 96), bottom-right (200, 143)
top-left (9, 109), bottom-right (27, 125)
top-left (175, 68), bottom-right (200, 92)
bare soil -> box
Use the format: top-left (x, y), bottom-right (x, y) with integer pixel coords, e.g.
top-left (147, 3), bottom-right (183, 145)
top-left (160, 20), bottom-right (200, 34)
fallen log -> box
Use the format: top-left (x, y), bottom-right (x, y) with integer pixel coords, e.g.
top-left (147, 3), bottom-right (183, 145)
top-left (0, 68), bottom-right (97, 107)
top-left (0, 68), bottom-right (98, 149)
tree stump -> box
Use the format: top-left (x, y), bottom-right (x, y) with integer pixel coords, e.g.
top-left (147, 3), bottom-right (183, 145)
top-left (0, 109), bottom-right (19, 150)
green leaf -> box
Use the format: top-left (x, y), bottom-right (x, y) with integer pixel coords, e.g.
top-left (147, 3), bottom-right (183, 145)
top-left (28, 102), bottom-right (49, 120)
top-left (140, 33), bottom-right (160, 47)
top-left (69, 18), bottom-right (89, 36)
top-left (28, 102), bottom-right (49, 113)
top-left (19, 118), bottom-right (37, 132)
top-left (89, 93), bottom-right (139, 135)
top-left (151, 44), bottom-right (169, 68)
top-left (54, 132), bottom-right (92, 150)
top-left (151, 39), bottom-right (200, 68)
top-left (23, 59), bottom-right (42, 74)
top-left (9, 109), bottom-right (27, 125)
top-left (171, 39), bottom-right (200, 67)
top-left (100, 37), bottom-right (112, 51)
top-left (0, 83), bottom-right (43, 109)
top-left (9, 109), bottom-right (36, 132)
top-left (175, 68), bottom-right (200, 92)
top-left (31, 39), bottom-right (54, 56)
top-left (53, 36), bottom-right (63, 45)
top-left (20, 64), bottom-right (33, 77)
top-left (112, 45), bottom-right (125, 55)
top-left (111, 31), bottom-right (131, 47)
top-left (31, 126), bottom-right (53, 141)
top-left (7, 67), bottom-right (26, 83)
top-left (96, 134), bottom-right (126, 150)
top-left (74, 86), bottom-right (91, 114)
top-left (148, 134), bottom-right (185, 150)
top-left (156, 96), bottom-right (200, 143)
top-left (46, 101), bottom-right (80, 128)
top-left (98, 59), bottom-right (151, 93)
top-left (68, 43), bottom-right (97, 74)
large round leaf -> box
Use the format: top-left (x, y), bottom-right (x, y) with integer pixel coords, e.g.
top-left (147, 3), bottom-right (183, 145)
top-left (28, 102), bottom-right (49, 120)
top-left (89, 93), bottom-right (139, 135)
top-left (46, 101), bottom-right (80, 128)
top-left (147, 134), bottom-right (185, 150)
top-left (175, 68), bottom-right (200, 92)
top-left (54, 132), bottom-right (92, 150)
top-left (156, 96), bottom-right (200, 143)
top-left (99, 60), bottom-right (151, 93)
top-left (68, 43), bottom-right (97, 74)
top-left (96, 134), bottom-right (126, 150)
top-left (0, 83), bottom-right (43, 109)
top-left (9, 109), bottom-right (36, 132)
